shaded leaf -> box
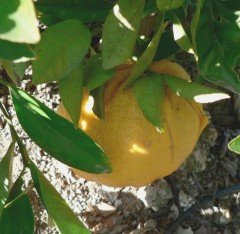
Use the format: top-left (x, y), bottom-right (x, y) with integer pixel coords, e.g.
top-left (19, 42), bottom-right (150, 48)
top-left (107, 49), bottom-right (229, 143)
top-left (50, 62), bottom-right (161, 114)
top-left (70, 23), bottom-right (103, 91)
top-left (133, 74), bottom-right (164, 132)
top-left (126, 16), bottom-right (166, 86)
top-left (32, 20), bottom-right (91, 85)
top-left (172, 14), bottom-right (194, 54)
top-left (190, 0), bottom-right (202, 53)
top-left (162, 75), bottom-right (230, 103)
top-left (143, 0), bottom-right (158, 17)
top-left (35, 0), bottom-right (113, 25)
top-left (0, 177), bottom-right (34, 234)
top-left (102, 0), bottom-right (145, 69)
top-left (156, 0), bottom-right (184, 11)
top-left (30, 162), bottom-right (90, 234)
top-left (10, 87), bottom-right (112, 174)
top-left (1, 61), bottom-right (28, 85)
top-left (85, 54), bottom-right (114, 91)
top-left (0, 40), bottom-right (35, 63)
top-left (229, 135), bottom-right (240, 154)
top-left (0, 141), bottom-right (15, 217)
top-left (0, 0), bottom-right (40, 43)
top-left (58, 63), bottom-right (85, 127)
top-left (90, 86), bottom-right (105, 120)
top-left (154, 29), bottom-right (180, 60)
top-left (196, 0), bottom-right (240, 93)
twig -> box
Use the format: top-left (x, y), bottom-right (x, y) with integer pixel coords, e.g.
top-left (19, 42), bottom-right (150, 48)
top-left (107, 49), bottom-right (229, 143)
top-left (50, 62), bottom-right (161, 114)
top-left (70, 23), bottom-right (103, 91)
top-left (166, 184), bottom-right (240, 234)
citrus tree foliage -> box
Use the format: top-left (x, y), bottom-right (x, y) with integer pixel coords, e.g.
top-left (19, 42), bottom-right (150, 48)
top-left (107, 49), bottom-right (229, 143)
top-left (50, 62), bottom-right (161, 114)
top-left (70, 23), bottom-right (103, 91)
top-left (0, 0), bottom-right (239, 232)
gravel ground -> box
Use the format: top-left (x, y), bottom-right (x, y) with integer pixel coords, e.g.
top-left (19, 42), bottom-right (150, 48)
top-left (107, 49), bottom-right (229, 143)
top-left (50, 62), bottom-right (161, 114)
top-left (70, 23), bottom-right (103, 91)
top-left (1, 74), bottom-right (240, 233)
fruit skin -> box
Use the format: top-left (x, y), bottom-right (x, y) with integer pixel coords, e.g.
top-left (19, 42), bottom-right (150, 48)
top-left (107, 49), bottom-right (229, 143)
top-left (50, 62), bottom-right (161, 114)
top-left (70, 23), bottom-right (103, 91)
top-left (58, 60), bottom-right (208, 187)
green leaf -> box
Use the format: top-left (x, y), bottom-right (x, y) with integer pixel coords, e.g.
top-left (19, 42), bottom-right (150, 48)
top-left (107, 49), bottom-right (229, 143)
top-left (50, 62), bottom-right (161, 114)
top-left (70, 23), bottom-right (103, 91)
top-left (102, 0), bottom-right (145, 69)
top-left (85, 54), bottom-right (114, 91)
top-left (162, 75), bottom-right (230, 103)
top-left (90, 86), bottom-right (105, 120)
top-left (190, 0), bottom-right (202, 54)
top-left (133, 74), bottom-right (164, 132)
top-left (30, 162), bottom-right (90, 234)
top-left (154, 29), bottom-right (180, 60)
top-left (58, 63), bottom-right (84, 127)
top-left (143, 0), bottom-right (158, 17)
top-left (0, 177), bottom-right (34, 234)
top-left (156, 0), bottom-right (184, 11)
top-left (10, 87), bottom-right (112, 174)
top-left (1, 61), bottom-right (27, 85)
top-left (0, 0), bottom-right (40, 43)
top-left (126, 16), bottom-right (166, 86)
top-left (0, 141), bottom-right (15, 217)
top-left (32, 20), bottom-right (91, 85)
top-left (196, 0), bottom-right (240, 93)
top-left (0, 40), bottom-right (35, 63)
top-left (228, 135), bottom-right (240, 154)
top-left (172, 14), bottom-right (194, 54)
top-left (35, 0), bottom-right (113, 25)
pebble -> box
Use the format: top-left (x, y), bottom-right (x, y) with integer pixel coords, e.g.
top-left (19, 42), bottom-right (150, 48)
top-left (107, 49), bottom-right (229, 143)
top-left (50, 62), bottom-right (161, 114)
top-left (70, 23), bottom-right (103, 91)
top-left (144, 219), bottom-right (157, 228)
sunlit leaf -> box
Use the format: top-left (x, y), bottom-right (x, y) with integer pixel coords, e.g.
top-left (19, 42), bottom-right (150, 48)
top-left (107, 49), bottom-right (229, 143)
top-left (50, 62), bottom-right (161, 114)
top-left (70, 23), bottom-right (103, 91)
top-left (10, 87), bottom-right (112, 174)
top-left (162, 75), bottom-right (230, 103)
top-left (156, 0), bottom-right (184, 11)
top-left (0, 40), bottom-right (35, 63)
top-left (35, 0), bottom-right (113, 25)
top-left (0, 141), bottom-right (15, 217)
top-left (90, 86), bottom-right (105, 120)
top-left (196, 0), bottom-right (240, 93)
top-left (58, 63), bottom-right (84, 127)
top-left (0, 0), bottom-right (40, 43)
top-left (126, 16), bottom-right (166, 86)
top-left (0, 177), bottom-right (34, 234)
top-left (133, 74), bottom-right (164, 132)
top-left (85, 54), bottom-right (114, 91)
top-left (30, 162), bottom-right (90, 234)
top-left (229, 135), bottom-right (240, 154)
top-left (172, 14), bottom-right (194, 54)
top-left (102, 0), bottom-right (145, 69)
top-left (32, 20), bottom-right (91, 84)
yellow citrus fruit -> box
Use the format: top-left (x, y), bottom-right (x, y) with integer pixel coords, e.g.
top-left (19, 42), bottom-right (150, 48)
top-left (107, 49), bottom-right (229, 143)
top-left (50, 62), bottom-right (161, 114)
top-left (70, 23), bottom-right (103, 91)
top-left (58, 60), bottom-right (208, 187)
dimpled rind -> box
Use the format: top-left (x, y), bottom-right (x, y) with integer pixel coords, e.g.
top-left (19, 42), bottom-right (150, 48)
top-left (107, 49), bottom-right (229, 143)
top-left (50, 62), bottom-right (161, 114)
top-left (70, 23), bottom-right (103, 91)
top-left (57, 60), bottom-right (208, 187)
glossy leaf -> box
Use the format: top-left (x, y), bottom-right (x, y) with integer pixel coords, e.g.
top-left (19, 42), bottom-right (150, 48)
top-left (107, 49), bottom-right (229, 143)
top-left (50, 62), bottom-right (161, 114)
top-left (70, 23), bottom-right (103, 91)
top-left (0, 0), bottom-right (40, 43)
top-left (85, 54), bottom-right (114, 91)
top-left (58, 63), bottom-right (85, 127)
top-left (156, 0), bottom-right (184, 11)
top-left (126, 17), bottom-right (166, 86)
top-left (102, 0), bottom-right (145, 69)
top-left (30, 162), bottom-right (90, 234)
top-left (133, 74), bottom-right (164, 132)
top-left (90, 86), bottom-right (105, 120)
top-left (32, 20), bottom-right (91, 85)
top-left (0, 177), bottom-right (34, 234)
top-left (35, 0), bottom-right (113, 25)
top-left (0, 40), bottom-right (35, 63)
top-left (196, 0), bottom-right (240, 93)
top-left (10, 87), bottom-right (112, 174)
top-left (172, 14), bottom-right (194, 54)
top-left (162, 75), bottom-right (230, 103)
top-left (0, 141), bottom-right (15, 217)
top-left (229, 135), bottom-right (240, 154)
